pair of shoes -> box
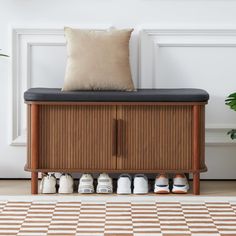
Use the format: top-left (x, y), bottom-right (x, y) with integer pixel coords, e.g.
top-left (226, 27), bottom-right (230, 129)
top-left (40, 173), bottom-right (74, 194)
top-left (117, 174), bottom-right (148, 194)
top-left (78, 173), bottom-right (113, 194)
top-left (154, 174), bottom-right (189, 194)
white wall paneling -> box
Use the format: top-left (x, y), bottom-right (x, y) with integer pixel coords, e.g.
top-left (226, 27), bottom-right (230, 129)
top-left (140, 29), bottom-right (236, 146)
top-left (140, 29), bottom-right (236, 88)
top-left (11, 29), bottom-right (67, 145)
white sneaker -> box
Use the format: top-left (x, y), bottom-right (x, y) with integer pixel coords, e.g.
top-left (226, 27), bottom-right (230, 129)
top-left (58, 174), bottom-right (74, 194)
top-left (154, 174), bottom-right (170, 194)
top-left (40, 174), bottom-right (57, 194)
top-left (117, 174), bottom-right (132, 195)
top-left (96, 173), bottom-right (113, 194)
top-left (172, 174), bottom-right (189, 194)
top-left (78, 174), bottom-right (94, 194)
top-left (133, 174), bottom-right (148, 194)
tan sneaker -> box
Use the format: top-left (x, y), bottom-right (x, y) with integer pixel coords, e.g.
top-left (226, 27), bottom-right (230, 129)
top-left (172, 174), bottom-right (189, 194)
top-left (154, 174), bottom-right (170, 194)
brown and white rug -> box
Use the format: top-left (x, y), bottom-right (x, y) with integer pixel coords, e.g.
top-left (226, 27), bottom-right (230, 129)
top-left (0, 197), bottom-right (235, 236)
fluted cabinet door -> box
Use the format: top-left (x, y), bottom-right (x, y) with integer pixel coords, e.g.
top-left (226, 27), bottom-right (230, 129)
top-left (38, 105), bottom-right (117, 170)
top-left (116, 105), bottom-right (194, 171)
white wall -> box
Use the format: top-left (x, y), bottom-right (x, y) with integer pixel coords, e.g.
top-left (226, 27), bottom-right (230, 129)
top-left (1, 0), bottom-right (236, 178)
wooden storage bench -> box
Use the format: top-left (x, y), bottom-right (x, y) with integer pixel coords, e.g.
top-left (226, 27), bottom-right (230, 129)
top-left (24, 88), bottom-right (209, 195)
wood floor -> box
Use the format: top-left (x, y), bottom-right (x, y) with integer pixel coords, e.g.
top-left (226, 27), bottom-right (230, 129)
top-left (0, 180), bottom-right (235, 196)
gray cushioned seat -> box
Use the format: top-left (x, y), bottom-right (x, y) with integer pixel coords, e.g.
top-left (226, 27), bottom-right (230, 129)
top-left (24, 88), bottom-right (209, 102)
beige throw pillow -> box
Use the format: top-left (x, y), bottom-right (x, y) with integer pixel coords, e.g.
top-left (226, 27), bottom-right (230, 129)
top-left (62, 27), bottom-right (135, 91)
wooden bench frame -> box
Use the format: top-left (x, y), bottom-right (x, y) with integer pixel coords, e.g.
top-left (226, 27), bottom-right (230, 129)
top-left (25, 101), bottom-right (207, 195)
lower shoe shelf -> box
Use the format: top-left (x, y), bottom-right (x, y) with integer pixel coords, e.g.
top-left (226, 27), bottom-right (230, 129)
top-left (39, 176), bottom-right (192, 195)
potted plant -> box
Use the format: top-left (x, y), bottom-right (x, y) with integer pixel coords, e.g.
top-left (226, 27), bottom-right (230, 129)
top-left (225, 92), bottom-right (236, 139)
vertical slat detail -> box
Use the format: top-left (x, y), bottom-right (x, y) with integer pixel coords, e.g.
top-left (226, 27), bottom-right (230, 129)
top-left (116, 105), bottom-right (194, 171)
top-left (38, 105), bottom-right (116, 170)
top-left (27, 104), bottom-right (205, 177)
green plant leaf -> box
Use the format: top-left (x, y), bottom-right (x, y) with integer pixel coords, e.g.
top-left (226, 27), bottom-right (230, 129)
top-left (229, 92), bottom-right (236, 97)
top-left (225, 93), bottom-right (236, 111)
top-left (0, 53), bottom-right (9, 57)
top-left (225, 94), bottom-right (236, 139)
top-left (227, 129), bottom-right (236, 140)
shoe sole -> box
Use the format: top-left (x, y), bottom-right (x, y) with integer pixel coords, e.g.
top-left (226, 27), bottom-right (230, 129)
top-left (58, 189), bottom-right (73, 194)
top-left (172, 185), bottom-right (189, 194)
top-left (78, 188), bottom-right (94, 194)
top-left (133, 190), bottom-right (148, 195)
top-left (41, 192), bottom-right (56, 194)
top-left (40, 187), bottom-right (56, 194)
top-left (117, 192), bottom-right (131, 195)
top-left (133, 193), bottom-right (148, 195)
top-left (117, 191), bottom-right (131, 195)
top-left (154, 185), bottom-right (170, 194)
top-left (117, 187), bottom-right (131, 195)
top-left (154, 190), bottom-right (170, 194)
top-left (172, 190), bottom-right (188, 194)
top-left (97, 187), bottom-right (112, 194)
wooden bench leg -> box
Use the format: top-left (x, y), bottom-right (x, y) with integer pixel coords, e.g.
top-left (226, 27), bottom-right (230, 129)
top-left (193, 105), bottom-right (201, 195)
top-left (31, 104), bottom-right (39, 195)
top-left (193, 173), bottom-right (200, 195)
top-left (31, 172), bottom-right (38, 194)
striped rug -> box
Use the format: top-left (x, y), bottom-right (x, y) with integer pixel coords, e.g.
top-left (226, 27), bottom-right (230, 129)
top-left (0, 199), bottom-right (235, 235)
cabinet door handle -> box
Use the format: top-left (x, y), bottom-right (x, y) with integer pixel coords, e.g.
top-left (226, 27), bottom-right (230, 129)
top-left (112, 119), bottom-right (117, 156)
top-left (117, 119), bottom-right (123, 157)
